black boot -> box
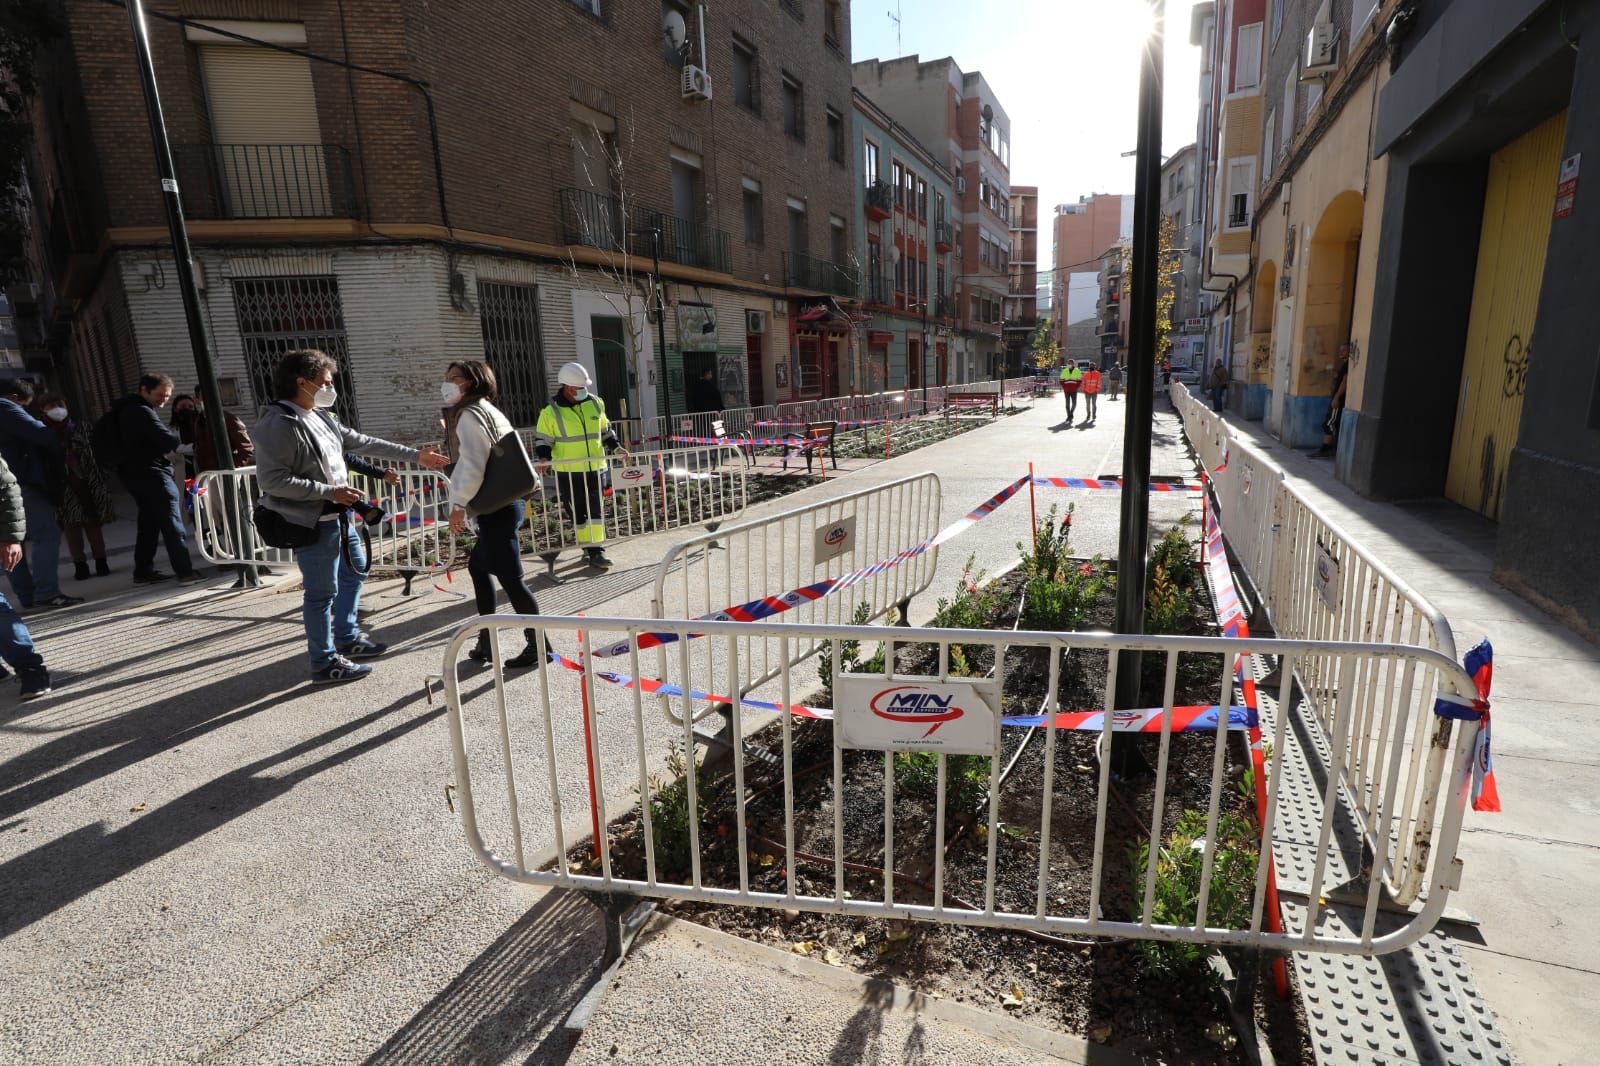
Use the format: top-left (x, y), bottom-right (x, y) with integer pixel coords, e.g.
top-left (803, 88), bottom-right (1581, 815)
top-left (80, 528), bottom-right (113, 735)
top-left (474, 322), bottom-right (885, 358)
top-left (74, 560), bottom-right (90, 581)
top-left (467, 634), bottom-right (493, 663)
top-left (503, 632), bottom-right (544, 670)
top-left (95, 557), bottom-right (111, 576)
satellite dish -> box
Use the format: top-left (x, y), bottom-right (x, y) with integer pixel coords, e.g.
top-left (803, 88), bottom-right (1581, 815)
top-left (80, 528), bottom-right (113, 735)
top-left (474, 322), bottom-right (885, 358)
top-left (663, 10), bottom-right (688, 51)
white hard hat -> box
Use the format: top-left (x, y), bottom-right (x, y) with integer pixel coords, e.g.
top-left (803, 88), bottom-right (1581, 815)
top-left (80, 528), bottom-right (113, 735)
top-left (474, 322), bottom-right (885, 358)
top-left (558, 361), bottom-right (591, 389)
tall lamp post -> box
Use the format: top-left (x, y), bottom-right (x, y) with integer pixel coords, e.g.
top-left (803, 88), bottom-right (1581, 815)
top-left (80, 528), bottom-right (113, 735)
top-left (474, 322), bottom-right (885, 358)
top-left (1112, 0), bottom-right (1165, 774)
top-left (123, 0), bottom-right (255, 585)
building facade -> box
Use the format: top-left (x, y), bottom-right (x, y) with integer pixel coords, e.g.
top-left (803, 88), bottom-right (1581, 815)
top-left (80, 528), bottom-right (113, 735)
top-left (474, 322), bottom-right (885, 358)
top-left (1004, 184), bottom-right (1039, 372)
top-left (1050, 193), bottom-right (1129, 363)
top-left (1095, 239), bottom-right (1130, 367)
top-left (853, 55), bottom-right (1012, 382)
top-left (28, 0), bottom-right (860, 441)
top-left (851, 88), bottom-right (957, 393)
top-left (1191, 0), bottom-right (1600, 635)
top-left (1159, 144), bottom-right (1206, 369)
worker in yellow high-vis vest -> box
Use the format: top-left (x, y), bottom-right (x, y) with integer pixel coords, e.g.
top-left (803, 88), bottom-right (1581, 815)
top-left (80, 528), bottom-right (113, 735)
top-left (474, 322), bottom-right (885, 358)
top-left (1058, 361), bottom-right (1083, 423)
top-left (533, 362), bottom-right (627, 570)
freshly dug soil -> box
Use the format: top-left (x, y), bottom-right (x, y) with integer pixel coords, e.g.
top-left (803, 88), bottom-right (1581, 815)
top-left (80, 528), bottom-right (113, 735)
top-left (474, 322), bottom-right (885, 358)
top-left (574, 563), bottom-right (1310, 1063)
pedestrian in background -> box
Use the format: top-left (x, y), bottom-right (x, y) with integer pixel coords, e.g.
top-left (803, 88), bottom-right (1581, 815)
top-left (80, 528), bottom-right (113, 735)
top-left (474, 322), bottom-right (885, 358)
top-left (1058, 361), bottom-right (1083, 423)
top-left (1314, 346), bottom-right (1352, 459)
top-left (1207, 357), bottom-right (1229, 413)
top-left (1107, 362), bottom-right (1123, 401)
top-left (252, 349), bottom-right (447, 684)
top-left (0, 453), bottom-right (54, 699)
top-left (1082, 364), bottom-right (1102, 423)
top-left (534, 362), bottom-right (627, 571)
top-left (689, 367), bottom-right (724, 415)
top-left (441, 360), bottom-right (543, 670)
top-left (37, 395), bottom-right (114, 581)
top-left (0, 379), bottom-right (80, 609)
top-left (107, 374), bottom-right (202, 586)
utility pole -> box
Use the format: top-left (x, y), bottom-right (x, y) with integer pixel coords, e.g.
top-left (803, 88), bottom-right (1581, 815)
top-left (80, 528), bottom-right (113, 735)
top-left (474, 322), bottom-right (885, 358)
top-left (642, 229), bottom-right (671, 423)
top-left (1112, 0), bottom-right (1165, 773)
top-left (124, 0), bottom-right (257, 586)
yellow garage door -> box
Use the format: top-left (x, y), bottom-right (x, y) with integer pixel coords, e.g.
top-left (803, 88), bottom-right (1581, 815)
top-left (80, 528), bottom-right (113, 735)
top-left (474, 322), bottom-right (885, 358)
top-left (1445, 110), bottom-right (1568, 518)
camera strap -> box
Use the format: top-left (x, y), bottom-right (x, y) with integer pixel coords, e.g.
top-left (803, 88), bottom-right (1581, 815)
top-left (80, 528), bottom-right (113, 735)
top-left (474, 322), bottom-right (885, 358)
top-left (339, 508), bottom-right (374, 578)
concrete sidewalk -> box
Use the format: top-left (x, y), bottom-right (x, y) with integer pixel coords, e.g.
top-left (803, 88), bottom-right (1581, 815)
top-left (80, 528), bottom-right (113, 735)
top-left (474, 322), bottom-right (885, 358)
top-left (2, 398), bottom-right (1198, 1064)
top-left (1221, 415), bottom-right (1598, 1066)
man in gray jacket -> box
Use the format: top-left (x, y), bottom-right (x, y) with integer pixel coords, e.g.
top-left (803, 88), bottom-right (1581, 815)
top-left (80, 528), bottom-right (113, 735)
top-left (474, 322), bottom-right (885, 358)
top-left (252, 350), bottom-right (446, 684)
top-left (0, 452), bottom-right (53, 699)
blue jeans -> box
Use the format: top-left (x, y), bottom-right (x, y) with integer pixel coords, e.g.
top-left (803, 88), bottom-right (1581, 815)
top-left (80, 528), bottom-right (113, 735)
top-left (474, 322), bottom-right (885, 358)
top-left (0, 590), bottom-right (44, 672)
top-left (125, 472), bottom-right (194, 578)
top-left (296, 516), bottom-right (365, 669)
top-left (4, 485), bottom-right (63, 604)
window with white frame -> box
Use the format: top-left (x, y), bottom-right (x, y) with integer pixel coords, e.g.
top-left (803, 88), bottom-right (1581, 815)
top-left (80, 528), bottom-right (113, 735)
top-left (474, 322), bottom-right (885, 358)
top-left (1351, 0), bottom-right (1381, 39)
top-left (1225, 159), bottom-right (1255, 229)
top-left (1234, 23), bottom-right (1263, 91)
top-left (1264, 108), bottom-right (1276, 171)
top-left (1280, 69), bottom-right (1295, 156)
top-left (742, 177), bottom-right (763, 246)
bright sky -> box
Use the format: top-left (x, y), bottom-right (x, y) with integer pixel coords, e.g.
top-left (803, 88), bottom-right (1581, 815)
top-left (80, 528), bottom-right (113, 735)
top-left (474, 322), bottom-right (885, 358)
top-left (850, 0), bottom-right (1204, 278)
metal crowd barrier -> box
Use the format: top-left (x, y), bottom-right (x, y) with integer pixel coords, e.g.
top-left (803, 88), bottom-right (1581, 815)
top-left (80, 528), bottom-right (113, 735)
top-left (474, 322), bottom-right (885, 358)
top-left (193, 465), bottom-right (457, 591)
top-left (513, 441), bottom-right (749, 573)
top-left (1170, 382), bottom-right (1458, 906)
top-left (442, 614), bottom-right (1483, 956)
top-left (652, 472), bottom-right (941, 702)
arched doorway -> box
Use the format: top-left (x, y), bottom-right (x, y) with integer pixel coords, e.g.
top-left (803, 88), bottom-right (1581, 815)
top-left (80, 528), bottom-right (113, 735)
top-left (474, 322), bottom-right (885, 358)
top-left (1245, 261), bottom-right (1276, 420)
top-left (1281, 191), bottom-right (1363, 446)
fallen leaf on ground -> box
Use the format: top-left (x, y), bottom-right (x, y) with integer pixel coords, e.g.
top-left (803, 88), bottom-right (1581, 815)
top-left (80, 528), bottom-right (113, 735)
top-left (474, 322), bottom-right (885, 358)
top-left (1089, 1023), bottom-right (1113, 1044)
top-left (758, 853), bottom-right (776, 867)
top-left (791, 941), bottom-right (813, 955)
top-left (823, 948), bottom-right (843, 966)
top-left (130, 803), bottom-right (146, 813)
top-left (851, 933), bottom-right (867, 948)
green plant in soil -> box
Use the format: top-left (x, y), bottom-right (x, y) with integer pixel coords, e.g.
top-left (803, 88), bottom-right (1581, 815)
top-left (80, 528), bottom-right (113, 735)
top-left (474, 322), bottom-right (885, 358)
top-left (816, 601), bottom-right (888, 704)
top-left (930, 555), bottom-right (1006, 663)
top-left (892, 750), bottom-right (990, 814)
top-left (1015, 504), bottom-right (1110, 632)
top-left (648, 742), bottom-right (707, 881)
top-left (1144, 524), bottom-right (1196, 636)
top-left (1126, 809), bottom-right (1259, 984)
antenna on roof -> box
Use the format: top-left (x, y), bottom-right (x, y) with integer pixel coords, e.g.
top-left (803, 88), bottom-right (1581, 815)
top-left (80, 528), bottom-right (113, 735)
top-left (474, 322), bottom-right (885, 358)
top-left (887, 1), bottom-right (902, 55)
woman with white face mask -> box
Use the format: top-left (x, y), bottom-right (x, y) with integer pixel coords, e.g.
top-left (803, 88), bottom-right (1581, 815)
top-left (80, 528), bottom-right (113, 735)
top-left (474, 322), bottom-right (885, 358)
top-left (38, 394), bottom-right (115, 581)
top-left (251, 349), bottom-right (448, 684)
top-left (441, 360), bottom-right (543, 669)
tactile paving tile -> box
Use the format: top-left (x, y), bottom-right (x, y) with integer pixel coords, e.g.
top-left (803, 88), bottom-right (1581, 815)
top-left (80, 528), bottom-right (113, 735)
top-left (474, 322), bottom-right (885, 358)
top-left (1250, 653), bottom-right (1516, 1064)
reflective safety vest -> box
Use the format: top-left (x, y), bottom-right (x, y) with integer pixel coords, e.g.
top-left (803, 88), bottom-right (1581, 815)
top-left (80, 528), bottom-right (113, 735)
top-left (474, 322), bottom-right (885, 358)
top-left (1059, 365), bottom-right (1083, 392)
top-left (535, 395), bottom-right (611, 473)
top-left (1082, 369), bottom-right (1102, 394)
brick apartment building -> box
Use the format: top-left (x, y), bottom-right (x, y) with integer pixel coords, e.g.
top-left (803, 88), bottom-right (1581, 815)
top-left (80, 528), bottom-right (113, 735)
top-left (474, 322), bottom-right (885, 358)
top-left (852, 55), bottom-right (1013, 382)
top-left (1050, 193), bottom-right (1128, 364)
top-left (24, 0), bottom-right (860, 441)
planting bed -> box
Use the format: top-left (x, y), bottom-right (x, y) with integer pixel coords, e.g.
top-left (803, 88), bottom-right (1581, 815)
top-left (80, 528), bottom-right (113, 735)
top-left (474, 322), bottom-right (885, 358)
top-left (576, 528), bottom-right (1310, 1063)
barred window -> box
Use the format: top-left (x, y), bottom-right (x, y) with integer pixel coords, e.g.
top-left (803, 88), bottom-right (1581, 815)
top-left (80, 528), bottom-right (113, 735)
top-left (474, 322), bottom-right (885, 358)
top-left (476, 281), bottom-right (547, 428)
top-left (231, 275), bottom-right (358, 425)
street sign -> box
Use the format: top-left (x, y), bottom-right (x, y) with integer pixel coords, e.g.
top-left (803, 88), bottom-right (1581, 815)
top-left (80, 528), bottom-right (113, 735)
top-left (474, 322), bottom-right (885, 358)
top-left (1556, 153), bottom-right (1580, 220)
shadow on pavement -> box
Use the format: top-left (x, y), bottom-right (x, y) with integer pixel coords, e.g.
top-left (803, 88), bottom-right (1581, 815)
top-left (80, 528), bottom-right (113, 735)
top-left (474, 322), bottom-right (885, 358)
top-left (827, 979), bottom-right (899, 1066)
top-left (363, 889), bottom-right (608, 1066)
top-left (0, 686), bottom-right (440, 940)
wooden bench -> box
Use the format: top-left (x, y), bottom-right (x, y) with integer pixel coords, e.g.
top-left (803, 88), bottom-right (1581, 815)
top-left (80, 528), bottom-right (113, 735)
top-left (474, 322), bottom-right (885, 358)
top-left (781, 420), bottom-right (838, 474)
top-left (943, 391), bottom-right (1000, 418)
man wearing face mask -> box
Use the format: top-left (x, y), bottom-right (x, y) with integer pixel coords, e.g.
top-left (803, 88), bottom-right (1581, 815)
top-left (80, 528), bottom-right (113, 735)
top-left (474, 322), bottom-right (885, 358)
top-left (533, 362), bottom-right (626, 570)
top-left (252, 350), bottom-right (448, 684)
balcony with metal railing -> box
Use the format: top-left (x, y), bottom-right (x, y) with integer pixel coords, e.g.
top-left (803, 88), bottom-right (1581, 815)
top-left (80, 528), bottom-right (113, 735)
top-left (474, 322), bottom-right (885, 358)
top-left (864, 271), bottom-right (891, 305)
top-left (865, 181), bottom-right (894, 221)
top-left (557, 188), bottom-right (732, 275)
top-left (934, 292), bottom-right (956, 319)
top-left (934, 219), bottom-right (954, 252)
top-left (173, 144), bottom-right (358, 219)
top-left (788, 251), bottom-right (860, 297)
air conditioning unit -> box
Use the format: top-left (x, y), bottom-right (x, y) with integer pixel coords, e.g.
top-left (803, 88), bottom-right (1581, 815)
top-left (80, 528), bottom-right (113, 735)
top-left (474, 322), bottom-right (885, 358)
top-left (773, 299), bottom-right (788, 317)
top-left (1304, 23), bottom-right (1338, 76)
top-left (746, 309), bottom-right (767, 334)
top-left (681, 65), bottom-right (713, 101)
top-left (955, 176), bottom-right (967, 196)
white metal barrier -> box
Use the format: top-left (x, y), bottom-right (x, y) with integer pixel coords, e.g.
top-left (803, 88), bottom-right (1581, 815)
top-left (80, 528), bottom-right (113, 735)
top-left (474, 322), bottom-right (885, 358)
top-left (1171, 382), bottom-right (1459, 905)
top-left (651, 473), bottom-right (942, 696)
top-left (513, 441), bottom-right (749, 570)
top-left (192, 467), bottom-right (296, 569)
top-left (442, 614), bottom-right (1482, 956)
top-left (194, 465), bottom-right (458, 590)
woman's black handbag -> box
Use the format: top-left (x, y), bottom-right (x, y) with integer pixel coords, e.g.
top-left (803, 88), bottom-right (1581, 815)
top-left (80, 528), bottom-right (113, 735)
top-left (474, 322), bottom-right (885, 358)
top-left (466, 408), bottom-right (538, 516)
top-left (252, 502), bottom-right (320, 549)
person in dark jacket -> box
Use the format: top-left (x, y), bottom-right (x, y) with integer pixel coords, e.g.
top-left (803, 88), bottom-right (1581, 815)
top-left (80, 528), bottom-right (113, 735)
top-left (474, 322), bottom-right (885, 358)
top-left (111, 373), bottom-right (202, 585)
top-left (688, 367), bottom-right (724, 414)
top-left (0, 379), bottom-right (80, 609)
top-left (38, 394), bottom-right (115, 580)
top-left (0, 452), bottom-right (54, 699)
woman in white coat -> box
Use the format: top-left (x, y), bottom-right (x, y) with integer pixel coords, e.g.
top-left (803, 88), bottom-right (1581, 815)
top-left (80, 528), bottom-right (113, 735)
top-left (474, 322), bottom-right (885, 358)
top-left (442, 360), bottom-right (542, 668)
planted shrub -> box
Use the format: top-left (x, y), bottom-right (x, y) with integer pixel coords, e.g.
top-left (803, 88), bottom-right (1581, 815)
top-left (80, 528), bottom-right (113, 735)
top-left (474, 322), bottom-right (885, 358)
top-left (893, 750), bottom-right (991, 814)
top-left (1126, 810), bottom-right (1259, 983)
top-left (649, 742), bottom-right (706, 880)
